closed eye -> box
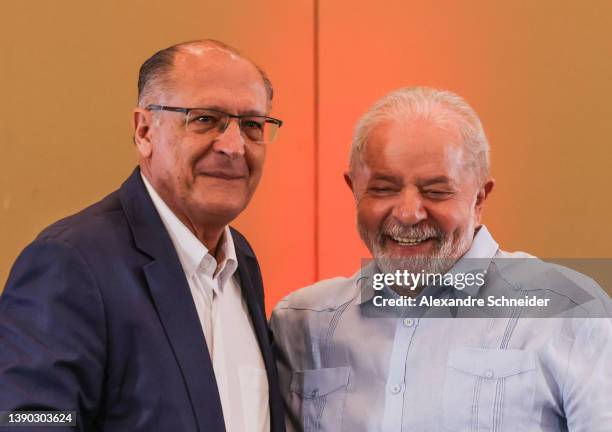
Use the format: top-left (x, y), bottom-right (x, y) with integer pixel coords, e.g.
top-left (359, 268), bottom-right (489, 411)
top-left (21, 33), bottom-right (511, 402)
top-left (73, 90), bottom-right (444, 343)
top-left (368, 186), bottom-right (398, 195)
top-left (423, 190), bottom-right (453, 199)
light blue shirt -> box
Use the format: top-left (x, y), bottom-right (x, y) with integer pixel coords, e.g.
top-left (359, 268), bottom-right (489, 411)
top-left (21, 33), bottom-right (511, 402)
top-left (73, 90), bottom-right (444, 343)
top-left (271, 226), bottom-right (612, 432)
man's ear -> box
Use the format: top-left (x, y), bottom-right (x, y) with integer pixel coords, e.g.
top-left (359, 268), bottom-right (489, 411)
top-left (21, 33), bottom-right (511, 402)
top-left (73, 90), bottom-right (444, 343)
top-left (345, 170), bottom-right (365, 202)
top-left (475, 178), bottom-right (495, 216)
top-left (344, 172), bottom-right (355, 194)
top-left (133, 108), bottom-right (154, 158)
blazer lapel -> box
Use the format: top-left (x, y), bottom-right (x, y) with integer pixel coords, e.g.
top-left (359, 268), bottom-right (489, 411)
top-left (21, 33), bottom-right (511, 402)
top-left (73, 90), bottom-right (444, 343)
top-left (233, 234), bottom-right (285, 432)
top-left (119, 168), bottom-right (225, 432)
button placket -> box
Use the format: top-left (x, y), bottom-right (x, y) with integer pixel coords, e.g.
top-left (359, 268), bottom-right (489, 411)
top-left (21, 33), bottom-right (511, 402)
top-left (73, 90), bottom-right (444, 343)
top-left (381, 317), bottom-right (419, 431)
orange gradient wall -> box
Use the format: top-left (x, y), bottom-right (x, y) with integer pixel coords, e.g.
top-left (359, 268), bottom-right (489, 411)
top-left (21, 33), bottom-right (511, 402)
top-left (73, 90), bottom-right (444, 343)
top-left (1, 1), bottom-right (611, 312)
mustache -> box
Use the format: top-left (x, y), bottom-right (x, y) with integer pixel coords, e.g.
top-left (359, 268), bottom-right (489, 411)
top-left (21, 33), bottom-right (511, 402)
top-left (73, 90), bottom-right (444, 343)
top-left (378, 222), bottom-right (443, 242)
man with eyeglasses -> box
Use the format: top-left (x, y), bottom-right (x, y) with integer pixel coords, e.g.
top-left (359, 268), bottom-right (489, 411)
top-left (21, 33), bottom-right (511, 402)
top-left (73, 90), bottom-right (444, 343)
top-left (0, 40), bottom-right (285, 432)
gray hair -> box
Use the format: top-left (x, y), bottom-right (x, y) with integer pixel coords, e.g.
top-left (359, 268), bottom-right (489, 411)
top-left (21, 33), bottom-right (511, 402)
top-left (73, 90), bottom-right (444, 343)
top-left (349, 87), bottom-right (490, 182)
top-left (137, 39), bottom-right (273, 108)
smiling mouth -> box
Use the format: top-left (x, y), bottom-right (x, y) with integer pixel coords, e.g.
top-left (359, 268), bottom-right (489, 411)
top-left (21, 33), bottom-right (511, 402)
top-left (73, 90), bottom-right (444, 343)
top-left (388, 235), bottom-right (435, 246)
top-left (198, 170), bottom-right (246, 180)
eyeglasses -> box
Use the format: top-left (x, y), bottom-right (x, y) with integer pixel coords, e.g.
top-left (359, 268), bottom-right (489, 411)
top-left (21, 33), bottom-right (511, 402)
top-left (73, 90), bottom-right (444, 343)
top-left (146, 105), bottom-right (283, 144)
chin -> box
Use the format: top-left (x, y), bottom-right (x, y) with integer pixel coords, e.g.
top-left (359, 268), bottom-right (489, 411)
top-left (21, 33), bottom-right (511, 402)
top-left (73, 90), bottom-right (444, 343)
top-left (196, 198), bottom-right (247, 223)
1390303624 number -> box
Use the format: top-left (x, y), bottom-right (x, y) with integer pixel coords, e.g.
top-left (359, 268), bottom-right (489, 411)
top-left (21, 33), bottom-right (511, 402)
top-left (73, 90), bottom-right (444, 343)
top-left (0, 411), bottom-right (76, 426)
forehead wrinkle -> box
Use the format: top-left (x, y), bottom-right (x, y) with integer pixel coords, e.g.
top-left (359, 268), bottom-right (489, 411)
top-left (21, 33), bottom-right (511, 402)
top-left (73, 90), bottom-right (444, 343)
top-left (160, 58), bottom-right (264, 106)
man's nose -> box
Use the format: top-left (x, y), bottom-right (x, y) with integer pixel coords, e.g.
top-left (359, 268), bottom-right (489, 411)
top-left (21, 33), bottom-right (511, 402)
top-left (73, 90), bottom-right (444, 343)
top-left (392, 189), bottom-right (427, 225)
top-left (213, 119), bottom-right (245, 157)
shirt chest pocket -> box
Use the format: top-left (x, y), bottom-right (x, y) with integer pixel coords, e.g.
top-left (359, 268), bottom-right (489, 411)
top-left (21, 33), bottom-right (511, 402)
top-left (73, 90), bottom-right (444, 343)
top-left (290, 366), bottom-right (351, 432)
top-left (442, 348), bottom-right (536, 432)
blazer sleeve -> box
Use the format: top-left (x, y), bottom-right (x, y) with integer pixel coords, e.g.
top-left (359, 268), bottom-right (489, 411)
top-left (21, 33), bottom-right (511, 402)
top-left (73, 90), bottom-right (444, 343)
top-left (0, 237), bottom-right (107, 431)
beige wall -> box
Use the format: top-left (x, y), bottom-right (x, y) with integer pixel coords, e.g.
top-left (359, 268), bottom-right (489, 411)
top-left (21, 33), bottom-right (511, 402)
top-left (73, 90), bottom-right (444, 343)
top-left (2, 1), bottom-right (611, 306)
top-left (0, 0), bottom-right (317, 310)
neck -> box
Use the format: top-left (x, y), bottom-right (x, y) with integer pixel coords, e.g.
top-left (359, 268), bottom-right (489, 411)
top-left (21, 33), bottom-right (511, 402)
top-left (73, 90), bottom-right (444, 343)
top-left (170, 207), bottom-right (226, 257)
top-left (191, 223), bottom-right (225, 257)
top-left (141, 169), bottom-right (226, 257)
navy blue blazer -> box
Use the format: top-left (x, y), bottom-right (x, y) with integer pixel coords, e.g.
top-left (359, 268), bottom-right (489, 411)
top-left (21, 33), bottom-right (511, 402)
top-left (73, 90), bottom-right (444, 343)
top-left (0, 168), bottom-right (285, 432)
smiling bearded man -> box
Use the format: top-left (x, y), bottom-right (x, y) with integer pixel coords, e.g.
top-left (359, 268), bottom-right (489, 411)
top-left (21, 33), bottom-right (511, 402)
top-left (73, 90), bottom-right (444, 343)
top-left (350, 88), bottom-right (492, 290)
top-left (270, 87), bottom-right (611, 432)
top-left (351, 101), bottom-right (489, 278)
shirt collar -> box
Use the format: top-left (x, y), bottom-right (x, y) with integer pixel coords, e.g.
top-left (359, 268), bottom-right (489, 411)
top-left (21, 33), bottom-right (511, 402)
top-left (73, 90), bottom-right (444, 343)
top-left (141, 173), bottom-right (238, 281)
top-left (216, 226), bottom-right (238, 284)
top-left (458, 225), bottom-right (499, 262)
top-left (444, 225), bottom-right (499, 296)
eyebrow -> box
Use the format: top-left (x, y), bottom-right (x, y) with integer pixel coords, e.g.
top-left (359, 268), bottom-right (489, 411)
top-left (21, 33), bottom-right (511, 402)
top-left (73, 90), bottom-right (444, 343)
top-left (199, 105), bottom-right (266, 117)
top-left (418, 176), bottom-right (454, 186)
top-left (370, 174), bottom-right (402, 183)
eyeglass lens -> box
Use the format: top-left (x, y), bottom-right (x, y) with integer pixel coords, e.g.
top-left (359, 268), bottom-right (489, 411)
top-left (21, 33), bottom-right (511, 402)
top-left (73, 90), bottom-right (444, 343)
top-left (186, 109), bottom-right (279, 143)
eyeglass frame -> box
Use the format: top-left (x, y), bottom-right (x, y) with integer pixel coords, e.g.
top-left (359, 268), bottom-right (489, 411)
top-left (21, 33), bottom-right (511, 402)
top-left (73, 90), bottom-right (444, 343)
top-left (145, 104), bottom-right (283, 143)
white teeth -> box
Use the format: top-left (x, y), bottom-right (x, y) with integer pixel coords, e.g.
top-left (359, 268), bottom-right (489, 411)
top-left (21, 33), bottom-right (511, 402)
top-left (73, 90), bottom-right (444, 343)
top-left (391, 235), bottom-right (427, 245)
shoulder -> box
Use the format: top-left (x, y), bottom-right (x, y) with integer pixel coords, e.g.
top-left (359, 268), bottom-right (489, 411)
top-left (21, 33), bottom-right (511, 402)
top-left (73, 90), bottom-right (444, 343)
top-left (274, 271), bottom-right (361, 313)
top-left (36, 189), bottom-right (126, 250)
top-left (491, 251), bottom-right (611, 315)
top-left (270, 273), bottom-right (361, 353)
top-left (8, 188), bottom-right (138, 285)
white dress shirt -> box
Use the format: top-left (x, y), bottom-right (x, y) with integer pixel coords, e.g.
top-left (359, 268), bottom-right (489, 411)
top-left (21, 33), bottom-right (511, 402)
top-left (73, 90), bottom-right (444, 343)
top-left (142, 174), bottom-right (270, 432)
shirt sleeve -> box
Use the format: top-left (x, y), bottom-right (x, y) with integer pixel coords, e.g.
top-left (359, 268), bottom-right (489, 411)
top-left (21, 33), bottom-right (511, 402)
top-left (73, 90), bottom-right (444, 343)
top-left (562, 317), bottom-right (612, 432)
top-left (269, 302), bottom-right (304, 432)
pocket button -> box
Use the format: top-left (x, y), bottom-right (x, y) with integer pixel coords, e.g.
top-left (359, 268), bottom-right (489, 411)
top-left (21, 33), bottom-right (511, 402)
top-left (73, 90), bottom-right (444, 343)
top-left (484, 369), bottom-right (494, 379)
top-left (403, 318), bottom-right (415, 327)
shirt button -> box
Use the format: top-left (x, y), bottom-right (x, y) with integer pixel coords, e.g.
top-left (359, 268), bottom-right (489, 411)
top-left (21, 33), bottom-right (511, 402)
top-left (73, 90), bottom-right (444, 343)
top-left (403, 318), bottom-right (415, 327)
top-left (484, 370), bottom-right (494, 379)
top-left (390, 384), bottom-right (402, 394)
